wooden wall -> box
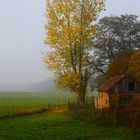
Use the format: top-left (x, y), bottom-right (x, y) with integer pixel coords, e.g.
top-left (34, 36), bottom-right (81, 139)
top-left (97, 92), bottom-right (109, 109)
top-left (109, 76), bottom-right (140, 94)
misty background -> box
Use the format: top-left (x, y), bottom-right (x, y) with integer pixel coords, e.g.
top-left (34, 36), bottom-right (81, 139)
top-left (0, 0), bottom-right (140, 92)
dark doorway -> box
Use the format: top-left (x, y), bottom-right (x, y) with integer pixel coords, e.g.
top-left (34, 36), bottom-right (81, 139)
top-left (128, 82), bottom-right (134, 91)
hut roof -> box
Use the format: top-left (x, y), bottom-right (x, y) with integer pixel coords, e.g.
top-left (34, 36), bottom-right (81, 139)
top-left (97, 75), bottom-right (125, 92)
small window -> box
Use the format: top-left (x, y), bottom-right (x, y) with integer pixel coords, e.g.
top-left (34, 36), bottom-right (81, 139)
top-left (106, 100), bottom-right (108, 105)
top-left (128, 82), bottom-right (134, 91)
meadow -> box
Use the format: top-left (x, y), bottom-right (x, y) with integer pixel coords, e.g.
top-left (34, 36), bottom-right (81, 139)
top-left (0, 92), bottom-right (139, 140)
top-left (0, 92), bottom-right (74, 117)
top-left (0, 113), bottom-right (139, 140)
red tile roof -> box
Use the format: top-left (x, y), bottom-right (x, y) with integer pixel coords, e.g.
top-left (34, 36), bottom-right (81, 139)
top-left (97, 75), bottom-right (125, 92)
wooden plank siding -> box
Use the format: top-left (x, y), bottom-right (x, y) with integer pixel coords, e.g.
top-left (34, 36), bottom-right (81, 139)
top-left (109, 76), bottom-right (140, 94)
top-left (96, 75), bottom-right (140, 109)
top-left (97, 92), bottom-right (110, 109)
top-left (132, 94), bottom-right (140, 107)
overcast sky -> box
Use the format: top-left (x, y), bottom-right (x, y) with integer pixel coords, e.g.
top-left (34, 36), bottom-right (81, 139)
top-left (0, 0), bottom-right (140, 84)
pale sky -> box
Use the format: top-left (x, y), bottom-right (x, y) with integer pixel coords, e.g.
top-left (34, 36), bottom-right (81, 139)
top-left (0, 0), bottom-right (140, 84)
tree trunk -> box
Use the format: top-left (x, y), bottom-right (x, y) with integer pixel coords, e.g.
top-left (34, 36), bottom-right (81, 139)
top-left (77, 69), bottom-right (89, 107)
top-left (77, 92), bottom-right (86, 107)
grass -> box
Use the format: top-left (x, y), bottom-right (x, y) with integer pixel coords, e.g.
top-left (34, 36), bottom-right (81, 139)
top-left (0, 92), bottom-right (75, 117)
top-left (0, 113), bottom-right (139, 140)
top-left (0, 92), bottom-right (139, 140)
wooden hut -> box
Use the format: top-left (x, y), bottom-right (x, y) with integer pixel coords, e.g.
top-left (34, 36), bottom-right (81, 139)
top-left (96, 75), bottom-right (140, 109)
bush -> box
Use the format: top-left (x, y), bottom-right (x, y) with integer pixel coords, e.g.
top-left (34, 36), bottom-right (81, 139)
top-left (68, 106), bottom-right (117, 126)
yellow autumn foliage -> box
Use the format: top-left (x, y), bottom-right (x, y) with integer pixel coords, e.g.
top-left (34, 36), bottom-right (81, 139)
top-left (56, 72), bottom-right (81, 90)
top-left (44, 0), bottom-right (105, 91)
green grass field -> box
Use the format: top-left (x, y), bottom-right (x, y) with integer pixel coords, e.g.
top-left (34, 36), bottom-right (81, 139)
top-left (0, 92), bottom-right (139, 140)
top-left (0, 92), bottom-right (75, 117)
top-left (0, 113), bottom-right (139, 140)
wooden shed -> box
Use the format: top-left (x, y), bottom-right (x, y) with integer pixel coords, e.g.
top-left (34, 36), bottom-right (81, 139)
top-left (96, 75), bottom-right (140, 109)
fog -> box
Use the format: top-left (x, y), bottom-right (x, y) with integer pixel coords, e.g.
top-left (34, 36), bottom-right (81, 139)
top-left (0, 0), bottom-right (140, 92)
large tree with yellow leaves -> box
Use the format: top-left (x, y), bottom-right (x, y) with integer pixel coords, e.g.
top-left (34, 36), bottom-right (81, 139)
top-left (44, 0), bottom-right (105, 106)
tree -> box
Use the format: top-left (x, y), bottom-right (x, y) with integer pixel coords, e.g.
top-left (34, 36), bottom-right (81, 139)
top-left (106, 52), bottom-right (132, 79)
top-left (93, 15), bottom-right (140, 72)
top-left (44, 0), bottom-right (105, 106)
top-left (128, 49), bottom-right (140, 82)
top-left (90, 15), bottom-right (140, 89)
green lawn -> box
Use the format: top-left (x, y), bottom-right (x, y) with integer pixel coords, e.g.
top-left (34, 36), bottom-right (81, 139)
top-left (0, 113), bottom-right (139, 140)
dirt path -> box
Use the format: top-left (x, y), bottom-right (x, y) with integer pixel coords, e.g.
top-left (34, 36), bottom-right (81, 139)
top-left (48, 108), bottom-right (68, 113)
